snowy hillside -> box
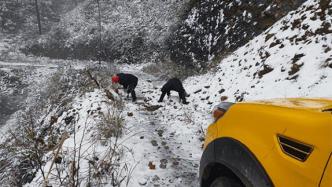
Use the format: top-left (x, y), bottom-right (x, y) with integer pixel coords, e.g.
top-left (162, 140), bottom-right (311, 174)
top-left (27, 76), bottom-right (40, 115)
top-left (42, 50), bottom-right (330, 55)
top-left (0, 0), bottom-right (80, 34)
top-left (169, 0), bottom-right (306, 68)
top-left (23, 0), bottom-right (307, 68)
top-left (185, 0), bottom-right (332, 104)
top-left (24, 0), bottom-right (189, 62)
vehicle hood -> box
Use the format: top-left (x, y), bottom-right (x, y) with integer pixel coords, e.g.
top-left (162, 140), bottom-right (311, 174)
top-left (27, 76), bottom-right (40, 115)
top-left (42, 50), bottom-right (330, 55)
top-left (246, 98), bottom-right (332, 113)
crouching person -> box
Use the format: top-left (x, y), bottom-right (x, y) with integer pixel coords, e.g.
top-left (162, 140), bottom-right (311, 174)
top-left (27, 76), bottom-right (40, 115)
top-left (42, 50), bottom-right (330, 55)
top-left (158, 78), bottom-right (189, 104)
top-left (112, 73), bottom-right (138, 102)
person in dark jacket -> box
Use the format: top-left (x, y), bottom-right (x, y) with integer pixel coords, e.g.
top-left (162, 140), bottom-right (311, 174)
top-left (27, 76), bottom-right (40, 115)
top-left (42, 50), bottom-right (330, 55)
top-left (158, 78), bottom-right (189, 104)
top-left (112, 73), bottom-right (138, 101)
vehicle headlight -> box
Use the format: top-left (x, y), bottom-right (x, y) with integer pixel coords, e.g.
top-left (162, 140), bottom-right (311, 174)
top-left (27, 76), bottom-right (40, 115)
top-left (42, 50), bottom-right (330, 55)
top-left (212, 107), bottom-right (226, 122)
top-left (211, 102), bottom-right (235, 122)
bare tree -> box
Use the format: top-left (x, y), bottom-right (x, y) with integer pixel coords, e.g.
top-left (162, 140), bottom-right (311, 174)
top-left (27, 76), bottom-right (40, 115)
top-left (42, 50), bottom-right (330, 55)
top-left (34, 0), bottom-right (42, 34)
top-left (96, 0), bottom-right (102, 64)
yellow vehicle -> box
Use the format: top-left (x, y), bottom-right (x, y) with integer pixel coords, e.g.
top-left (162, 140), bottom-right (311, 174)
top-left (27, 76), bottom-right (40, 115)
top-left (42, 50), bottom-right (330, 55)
top-left (200, 98), bottom-right (332, 187)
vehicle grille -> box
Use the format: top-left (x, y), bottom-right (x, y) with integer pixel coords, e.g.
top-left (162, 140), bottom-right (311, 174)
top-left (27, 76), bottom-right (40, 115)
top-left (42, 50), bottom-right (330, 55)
top-left (277, 135), bottom-right (313, 162)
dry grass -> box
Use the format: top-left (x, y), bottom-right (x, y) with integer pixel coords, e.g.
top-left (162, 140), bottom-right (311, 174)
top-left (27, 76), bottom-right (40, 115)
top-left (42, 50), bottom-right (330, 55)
top-left (97, 109), bottom-right (124, 139)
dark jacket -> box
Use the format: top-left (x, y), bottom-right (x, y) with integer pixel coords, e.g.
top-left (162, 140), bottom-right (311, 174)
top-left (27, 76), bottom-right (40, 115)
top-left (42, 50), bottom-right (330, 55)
top-left (159, 78), bottom-right (189, 104)
top-left (116, 73), bottom-right (138, 101)
top-left (161, 78), bottom-right (186, 93)
top-left (117, 73), bottom-right (138, 88)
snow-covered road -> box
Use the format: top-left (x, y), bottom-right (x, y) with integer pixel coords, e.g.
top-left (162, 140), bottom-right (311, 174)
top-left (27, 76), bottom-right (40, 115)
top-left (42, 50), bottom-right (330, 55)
top-left (117, 65), bottom-right (206, 186)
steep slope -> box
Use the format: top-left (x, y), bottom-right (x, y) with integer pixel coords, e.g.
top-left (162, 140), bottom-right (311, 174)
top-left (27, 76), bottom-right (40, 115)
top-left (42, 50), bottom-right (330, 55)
top-left (0, 62), bottom-right (122, 186)
top-left (184, 0), bottom-right (332, 105)
top-left (169, 0), bottom-right (306, 68)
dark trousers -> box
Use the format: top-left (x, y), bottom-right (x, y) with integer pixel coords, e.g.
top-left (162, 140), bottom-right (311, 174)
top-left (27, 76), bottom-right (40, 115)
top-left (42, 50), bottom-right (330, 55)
top-left (158, 91), bottom-right (170, 102)
top-left (126, 83), bottom-right (137, 101)
top-left (158, 90), bottom-right (188, 104)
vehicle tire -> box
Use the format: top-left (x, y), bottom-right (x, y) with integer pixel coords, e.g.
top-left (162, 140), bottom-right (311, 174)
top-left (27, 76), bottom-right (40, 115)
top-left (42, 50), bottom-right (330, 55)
top-left (210, 176), bottom-right (243, 187)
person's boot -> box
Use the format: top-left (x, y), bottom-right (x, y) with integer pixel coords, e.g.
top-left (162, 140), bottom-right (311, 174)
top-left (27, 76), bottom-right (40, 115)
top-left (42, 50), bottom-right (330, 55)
top-left (132, 91), bottom-right (137, 102)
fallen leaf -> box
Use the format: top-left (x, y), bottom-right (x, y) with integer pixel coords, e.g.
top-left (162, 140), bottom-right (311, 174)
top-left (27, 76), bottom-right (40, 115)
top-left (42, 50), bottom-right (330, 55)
top-left (148, 161), bottom-right (156, 170)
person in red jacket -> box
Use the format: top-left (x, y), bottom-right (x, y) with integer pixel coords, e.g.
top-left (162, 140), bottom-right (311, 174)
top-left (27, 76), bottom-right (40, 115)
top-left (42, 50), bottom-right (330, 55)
top-left (112, 73), bottom-right (138, 101)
